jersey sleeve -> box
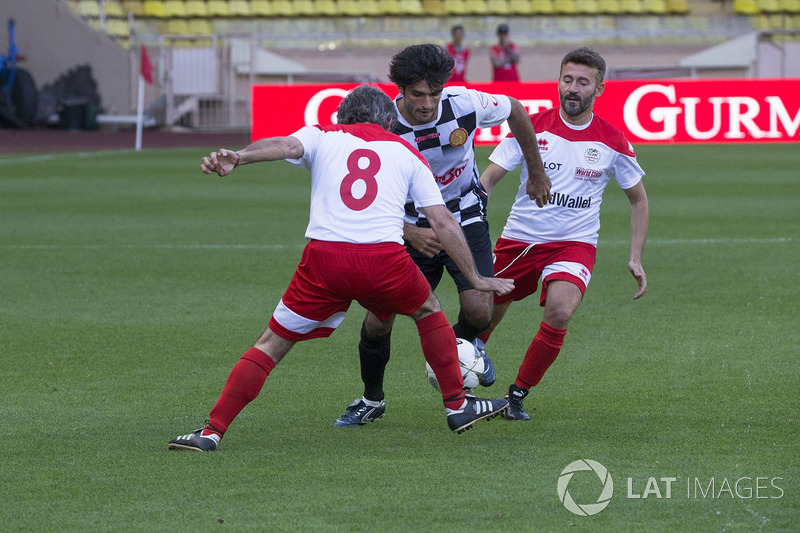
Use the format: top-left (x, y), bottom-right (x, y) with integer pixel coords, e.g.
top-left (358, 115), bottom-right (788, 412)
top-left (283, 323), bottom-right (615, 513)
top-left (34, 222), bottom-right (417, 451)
top-left (612, 141), bottom-right (645, 190)
top-left (284, 126), bottom-right (320, 169)
top-left (467, 89), bottom-right (512, 129)
top-left (488, 135), bottom-right (523, 172)
top-left (408, 159), bottom-right (445, 209)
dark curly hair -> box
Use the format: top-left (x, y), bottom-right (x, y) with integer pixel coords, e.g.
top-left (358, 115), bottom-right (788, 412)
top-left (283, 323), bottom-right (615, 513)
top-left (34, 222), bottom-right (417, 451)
top-left (388, 44), bottom-right (455, 90)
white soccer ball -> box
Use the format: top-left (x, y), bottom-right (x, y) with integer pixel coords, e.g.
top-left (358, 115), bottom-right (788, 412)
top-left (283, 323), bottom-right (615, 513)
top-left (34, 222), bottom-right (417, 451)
top-left (426, 338), bottom-right (485, 392)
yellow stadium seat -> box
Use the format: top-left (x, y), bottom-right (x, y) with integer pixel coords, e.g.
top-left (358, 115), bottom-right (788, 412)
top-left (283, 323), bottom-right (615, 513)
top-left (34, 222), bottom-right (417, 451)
top-left (338, 0), bottom-right (368, 15)
top-left (249, 0), bottom-right (272, 16)
top-left (104, 1), bottom-right (127, 16)
top-left (576, 0), bottom-right (600, 13)
top-left (166, 18), bottom-right (190, 33)
top-left (553, 0), bottom-right (577, 13)
top-left (597, 0), bottom-right (621, 13)
top-left (486, 0), bottom-right (510, 14)
top-left (271, 0), bottom-right (295, 15)
top-left (229, 0), bottom-right (251, 15)
top-left (643, 0), bottom-right (667, 13)
top-left (466, 0), bottom-right (490, 13)
top-left (188, 18), bottom-right (214, 33)
top-left (122, 1), bottom-right (144, 16)
top-left (531, 0), bottom-right (555, 13)
top-left (619, 0), bottom-right (644, 13)
top-left (79, 0), bottom-right (101, 17)
top-left (400, 0), bottom-right (425, 13)
top-left (733, 0), bottom-right (759, 13)
top-left (106, 18), bottom-right (130, 37)
top-left (665, 0), bottom-right (688, 13)
top-left (164, 0), bottom-right (187, 17)
top-left (314, 0), bottom-right (338, 15)
top-left (206, 0), bottom-right (230, 16)
top-left (144, 0), bottom-right (168, 17)
top-left (508, 0), bottom-right (533, 13)
top-left (377, 0), bottom-right (402, 14)
top-left (422, 0), bottom-right (447, 14)
top-left (757, 0), bottom-right (782, 11)
top-left (184, 0), bottom-right (207, 16)
top-left (292, 0), bottom-right (316, 15)
top-left (780, 0), bottom-right (800, 11)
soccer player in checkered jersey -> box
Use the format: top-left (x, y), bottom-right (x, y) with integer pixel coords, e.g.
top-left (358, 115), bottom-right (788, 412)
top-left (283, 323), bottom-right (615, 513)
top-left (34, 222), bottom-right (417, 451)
top-left (334, 44), bottom-right (550, 428)
top-left (167, 85), bottom-right (513, 451)
top-left (478, 47), bottom-right (649, 420)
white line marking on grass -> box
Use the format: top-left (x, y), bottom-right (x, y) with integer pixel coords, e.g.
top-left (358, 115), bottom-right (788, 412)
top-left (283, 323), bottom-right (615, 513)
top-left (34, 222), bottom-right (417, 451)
top-left (0, 150), bottom-right (135, 165)
top-left (602, 237), bottom-right (795, 246)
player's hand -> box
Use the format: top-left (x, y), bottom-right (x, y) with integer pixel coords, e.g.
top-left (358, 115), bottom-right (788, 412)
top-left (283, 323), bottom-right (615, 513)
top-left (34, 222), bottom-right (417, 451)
top-left (404, 225), bottom-right (442, 258)
top-left (525, 169), bottom-right (552, 208)
top-left (201, 148), bottom-right (240, 177)
top-left (472, 276), bottom-right (514, 296)
top-left (628, 259), bottom-right (647, 299)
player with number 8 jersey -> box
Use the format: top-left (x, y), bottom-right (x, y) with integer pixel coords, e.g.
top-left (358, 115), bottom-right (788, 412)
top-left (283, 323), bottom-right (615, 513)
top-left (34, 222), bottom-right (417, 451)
top-left (167, 85), bottom-right (514, 451)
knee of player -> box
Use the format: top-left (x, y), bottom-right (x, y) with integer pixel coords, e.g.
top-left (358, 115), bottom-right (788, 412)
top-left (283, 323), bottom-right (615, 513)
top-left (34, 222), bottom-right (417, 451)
top-left (543, 307), bottom-right (574, 329)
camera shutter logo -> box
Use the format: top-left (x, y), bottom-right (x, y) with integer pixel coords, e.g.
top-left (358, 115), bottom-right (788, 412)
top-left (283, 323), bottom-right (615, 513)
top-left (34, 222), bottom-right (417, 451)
top-left (557, 459), bottom-right (614, 516)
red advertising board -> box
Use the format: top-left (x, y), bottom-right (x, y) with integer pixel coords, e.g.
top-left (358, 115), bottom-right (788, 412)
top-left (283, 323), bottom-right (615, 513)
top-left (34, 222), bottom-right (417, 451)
top-left (251, 79), bottom-right (800, 145)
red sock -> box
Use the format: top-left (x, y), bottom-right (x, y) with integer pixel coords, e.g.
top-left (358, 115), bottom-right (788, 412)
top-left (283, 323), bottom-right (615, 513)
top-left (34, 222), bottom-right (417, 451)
top-left (478, 331), bottom-right (492, 345)
top-left (416, 311), bottom-right (465, 410)
top-left (205, 347), bottom-right (277, 437)
top-left (515, 321), bottom-right (567, 390)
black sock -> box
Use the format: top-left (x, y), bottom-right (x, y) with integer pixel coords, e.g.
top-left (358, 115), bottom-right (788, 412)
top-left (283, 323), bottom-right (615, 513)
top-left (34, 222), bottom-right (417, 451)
top-left (452, 310), bottom-right (489, 343)
top-left (359, 323), bottom-right (392, 402)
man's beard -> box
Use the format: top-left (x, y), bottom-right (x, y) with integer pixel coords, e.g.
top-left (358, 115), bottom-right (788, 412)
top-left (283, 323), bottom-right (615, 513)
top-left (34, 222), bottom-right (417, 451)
top-left (560, 93), bottom-right (592, 117)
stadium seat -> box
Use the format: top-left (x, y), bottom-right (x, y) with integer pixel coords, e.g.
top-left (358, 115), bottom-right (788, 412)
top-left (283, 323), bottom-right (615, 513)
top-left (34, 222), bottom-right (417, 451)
top-left (400, 0), bottom-right (425, 14)
top-left (508, 0), bottom-right (534, 13)
top-left (782, 0), bottom-right (800, 11)
top-left (643, 0), bottom-right (667, 13)
top-left (486, 0), bottom-right (511, 14)
top-left (733, 0), bottom-right (759, 13)
top-left (143, 0), bottom-right (169, 17)
top-left (314, 0), bottom-right (339, 15)
top-left (378, 0), bottom-right (402, 14)
top-left (106, 18), bottom-right (130, 38)
top-left (758, 0), bottom-right (782, 12)
top-left (465, 0), bottom-right (490, 13)
top-left (530, 0), bottom-right (556, 13)
top-left (442, 0), bottom-right (466, 13)
top-left (166, 18), bottom-right (190, 34)
top-left (78, 0), bottom-right (101, 17)
top-left (184, 0), bottom-right (207, 16)
top-left (164, 0), bottom-right (187, 17)
top-left (422, 0), bottom-right (447, 15)
top-left (553, 0), bottom-right (578, 13)
top-left (576, 0), bottom-right (600, 14)
top-left (619, 0), bottom-right (645, 13)
top-left (292, 0), bottom-right (316, 15)
top-left (597, 0), bottom-right (622, 13)
top-left (271, 0), bottom-right (296, 15)
top-left (122, 1), bottom-right (144, 16)
top-left (188, 18), bottom-right (214, 33)
top-left (665, 0), bottom-right (689, 13)
top-left (249, 0), bottom-right (273, 16)
top-left (206, 0), bottom-right (230, 16)
top-left (229, 0), bottom-right (251, 15)
top-left (104, 1), bottom-right (127, 17)
top-left (338, 0), bottom-right (379, 15)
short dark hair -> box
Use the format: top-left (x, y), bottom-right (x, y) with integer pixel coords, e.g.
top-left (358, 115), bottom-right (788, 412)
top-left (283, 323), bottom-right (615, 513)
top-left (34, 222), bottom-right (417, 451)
top-left (560, 47), bottom-right (606, 84)
top-left (337, 84), bottom-right (396, 129)
top-left (388, 44), bottom-right (455, 91)
top-left (451, 24), bottom-right (464, 33)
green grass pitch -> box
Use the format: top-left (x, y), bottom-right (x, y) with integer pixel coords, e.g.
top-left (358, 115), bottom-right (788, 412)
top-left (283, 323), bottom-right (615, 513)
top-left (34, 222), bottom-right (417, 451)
top-left (1, 143), bottom-right (798, 531)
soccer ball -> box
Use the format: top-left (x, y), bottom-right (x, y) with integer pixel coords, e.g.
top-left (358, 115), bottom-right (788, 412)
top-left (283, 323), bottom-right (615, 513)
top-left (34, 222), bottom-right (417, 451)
top-left (425, 338), bottom-right (485, 392)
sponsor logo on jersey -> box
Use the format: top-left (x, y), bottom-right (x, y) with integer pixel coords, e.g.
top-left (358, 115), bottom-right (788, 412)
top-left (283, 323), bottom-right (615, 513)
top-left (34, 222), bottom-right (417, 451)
top-left (584, 148), bottom-right (601, 164)
top-left (574, 167), bottom-right (603, 182)
top-left (449, 128), bottom-right (469, 147)
top-left (538, 138), bottom-right (549, 152)
top-left (415, 132), bottom-right (441, 143)
top-left (435, 161), bottom-right (468, 185)
top-left (550, 191), bottom-right (592, 209)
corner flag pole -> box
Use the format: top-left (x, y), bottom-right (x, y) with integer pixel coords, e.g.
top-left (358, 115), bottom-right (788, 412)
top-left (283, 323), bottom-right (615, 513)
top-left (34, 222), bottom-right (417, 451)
top-left (136, 45), bottom-right (154, 152)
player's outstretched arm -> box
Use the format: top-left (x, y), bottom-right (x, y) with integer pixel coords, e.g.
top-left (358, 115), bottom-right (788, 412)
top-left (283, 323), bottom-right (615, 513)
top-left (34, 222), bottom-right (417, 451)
top-left (420, 204), bottom-right (514, 296)
top-left (624, 181), bottom-right (649, 299)
top-left (479, 162), bottom-right (509, 199)
top-left (506, 98), bottom-right (551, 207)
top-left (200, 137), bottom-right (304, 177)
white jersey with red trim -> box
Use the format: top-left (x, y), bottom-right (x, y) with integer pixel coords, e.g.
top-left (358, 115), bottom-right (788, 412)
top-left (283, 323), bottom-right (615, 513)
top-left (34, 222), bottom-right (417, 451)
top-left (392, 86), bottom-right (512, 227)
top-left (489, 107), bottom-right (644, 246)
top-left (287, 123), bottom-right (443, 245)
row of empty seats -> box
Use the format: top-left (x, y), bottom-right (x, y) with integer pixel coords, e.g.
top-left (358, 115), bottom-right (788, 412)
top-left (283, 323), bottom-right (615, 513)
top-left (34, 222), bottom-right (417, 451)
top-left (76, 0), bottom-right (692, 19)
top-left (734, 0), bottom-right (800, 14)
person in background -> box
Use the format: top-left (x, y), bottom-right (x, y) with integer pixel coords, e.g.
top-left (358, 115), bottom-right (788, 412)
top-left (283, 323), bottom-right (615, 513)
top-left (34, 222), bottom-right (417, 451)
top-left (490, 23), bottom-right (520, 82)
top-left (446, 24), bottom-right (470, 83)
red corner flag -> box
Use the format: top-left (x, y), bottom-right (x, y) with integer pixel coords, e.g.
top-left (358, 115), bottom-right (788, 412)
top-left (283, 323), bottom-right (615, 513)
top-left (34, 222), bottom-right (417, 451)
top-left (140, 45), bottom-right (153, 85)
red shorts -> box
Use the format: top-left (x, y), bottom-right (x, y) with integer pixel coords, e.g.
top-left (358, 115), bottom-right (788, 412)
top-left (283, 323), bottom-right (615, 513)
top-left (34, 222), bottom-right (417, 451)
top-left (269, 240), bottom-right (431, 341)
top-left (492, 238), bottom-right (597, 306)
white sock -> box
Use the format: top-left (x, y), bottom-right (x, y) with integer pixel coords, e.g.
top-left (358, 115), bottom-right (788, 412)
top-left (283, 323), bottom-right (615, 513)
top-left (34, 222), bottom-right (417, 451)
top-left (362, 397), bottom-right (382, 407)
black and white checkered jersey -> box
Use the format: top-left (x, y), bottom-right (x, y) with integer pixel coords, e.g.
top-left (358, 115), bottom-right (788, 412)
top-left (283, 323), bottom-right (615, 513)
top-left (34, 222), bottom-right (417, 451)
top-left (392, 86), bottom-right (512, 227)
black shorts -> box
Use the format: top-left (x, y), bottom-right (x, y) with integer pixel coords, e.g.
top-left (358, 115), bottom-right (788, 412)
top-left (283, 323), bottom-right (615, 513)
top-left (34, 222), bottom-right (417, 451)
top-left (405, 220), bottom-right (494, 293)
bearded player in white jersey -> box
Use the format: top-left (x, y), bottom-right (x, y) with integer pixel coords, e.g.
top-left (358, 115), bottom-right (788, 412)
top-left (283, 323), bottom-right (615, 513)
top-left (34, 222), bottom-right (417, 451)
top-left (334, 44), bottom-right (550, 428)
top-left (168, 85), bottom-right (513, 451)
top-left (479, 48), bottom-right (650, 421)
